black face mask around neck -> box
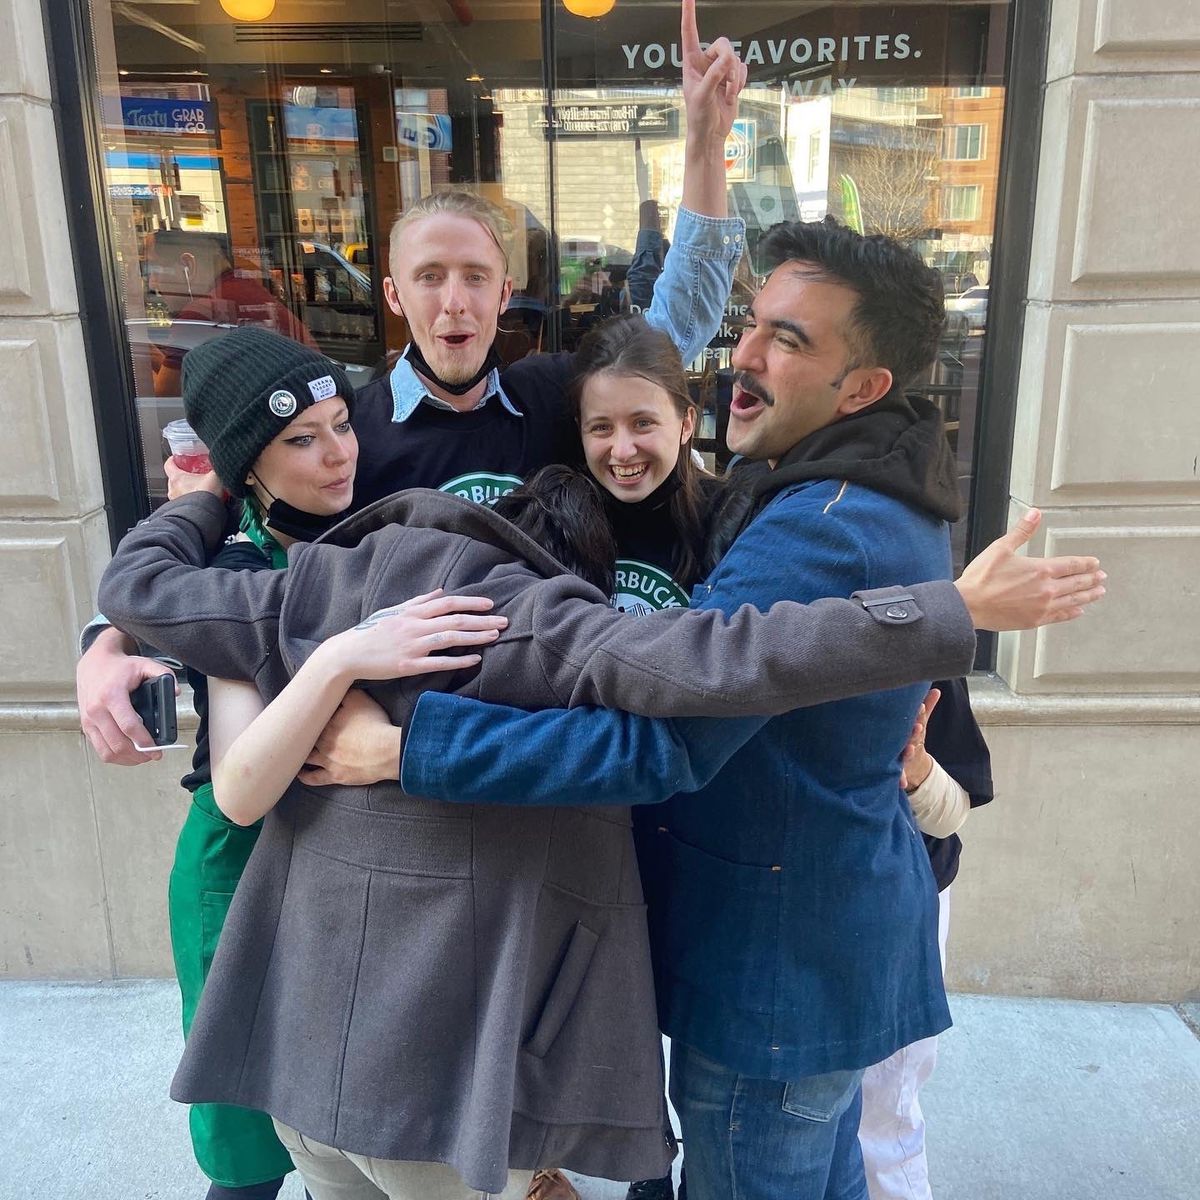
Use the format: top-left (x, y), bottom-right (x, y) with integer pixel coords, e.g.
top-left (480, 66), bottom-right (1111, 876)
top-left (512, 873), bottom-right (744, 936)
top-left (251, 477), bottom-right (348, 543)
top-left (406, 341), bottom-right (502, 397)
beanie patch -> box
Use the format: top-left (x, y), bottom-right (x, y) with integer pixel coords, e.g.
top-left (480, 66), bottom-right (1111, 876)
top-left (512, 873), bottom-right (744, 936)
top-left (268, 389), bottom-right (299, 418)
top-left (307, 374), bottom-right (338, 402)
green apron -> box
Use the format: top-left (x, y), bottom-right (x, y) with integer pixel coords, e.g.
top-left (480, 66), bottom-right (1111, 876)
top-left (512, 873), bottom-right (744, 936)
top-left (169, 784), bottom-right (294, 1186)
top-left (167, 506), bottom-right (293, 1187)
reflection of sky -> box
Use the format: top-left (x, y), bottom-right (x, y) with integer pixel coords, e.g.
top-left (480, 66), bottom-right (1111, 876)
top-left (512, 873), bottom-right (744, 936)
top-left (283, 105), bottom-right (360, 144)
top-left (106, 152), bottom-right (218, 170)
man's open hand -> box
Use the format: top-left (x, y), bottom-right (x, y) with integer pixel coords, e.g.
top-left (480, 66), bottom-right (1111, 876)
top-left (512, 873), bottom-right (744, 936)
top-left (956, 508), bottom-right (1106, 631)
top-left (299, 688), bottom-right (401, 788)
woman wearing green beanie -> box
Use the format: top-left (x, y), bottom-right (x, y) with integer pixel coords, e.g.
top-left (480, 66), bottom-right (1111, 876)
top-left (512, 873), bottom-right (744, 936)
top-left (165, 327), bottom-right (505, 1200)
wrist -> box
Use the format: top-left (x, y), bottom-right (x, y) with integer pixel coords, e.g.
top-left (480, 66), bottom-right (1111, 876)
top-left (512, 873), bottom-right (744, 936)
top-left (91, 625), bottom-right (138, 658)
top-left (684, 133), bottom-right (726, 163)
top-left (306, 639), bottom-right (357, 691)
top-left (904, 759), bottom-right (935, 794)
top-left (953, 580), bottom-right (981, 629)
top-left (379, 725), bottom-right (403, 782)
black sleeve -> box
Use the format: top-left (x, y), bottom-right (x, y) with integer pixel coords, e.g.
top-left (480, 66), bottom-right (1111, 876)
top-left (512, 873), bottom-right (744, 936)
top-left (925, 676), bottom-right (994, 807)
top-left (210, 540), bottom-right (274, 572)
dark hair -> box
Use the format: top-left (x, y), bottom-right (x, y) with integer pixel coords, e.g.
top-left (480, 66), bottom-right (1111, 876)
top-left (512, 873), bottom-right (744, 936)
top-left (568, 314), bottom-right (715, 588)
top-left (492, 465), bottom-right (618, 596)
top-left (757, 217), bottom-right (945, 390)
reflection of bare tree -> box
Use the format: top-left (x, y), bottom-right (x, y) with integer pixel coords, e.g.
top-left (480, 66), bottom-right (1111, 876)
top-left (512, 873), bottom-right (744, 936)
top-left (844, 139), bottom-right (939, 244)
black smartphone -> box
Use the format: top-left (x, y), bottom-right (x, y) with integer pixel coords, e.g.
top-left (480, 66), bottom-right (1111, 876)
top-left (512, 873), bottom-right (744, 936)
top-left (130, 674), bottom-right (178, 747)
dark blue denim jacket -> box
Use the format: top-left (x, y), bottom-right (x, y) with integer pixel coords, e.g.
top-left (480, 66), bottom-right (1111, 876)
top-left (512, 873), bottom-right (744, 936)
top-left (402, 478), bottom-right (954, 1080)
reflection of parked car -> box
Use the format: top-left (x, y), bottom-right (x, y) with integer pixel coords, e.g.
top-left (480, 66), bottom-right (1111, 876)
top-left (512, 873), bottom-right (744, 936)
top-left (294, 241), bottom-right (373, 306)
top-left (340, 241), bottom-right (373, 275)
top-left (562, 237), bottom-right (632, 266)
top-left (267, 238), bottom-right (383, 369)
top-left (126, 317), bottom-right (375, 501)
top-left (946, 286), bottom-right (989, 332)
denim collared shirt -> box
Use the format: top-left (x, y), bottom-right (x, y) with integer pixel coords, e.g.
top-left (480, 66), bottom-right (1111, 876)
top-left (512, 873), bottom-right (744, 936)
top-left (388, 205), bottom-right (745, 425)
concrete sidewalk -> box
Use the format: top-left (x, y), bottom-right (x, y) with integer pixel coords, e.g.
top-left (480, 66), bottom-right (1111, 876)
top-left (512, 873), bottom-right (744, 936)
top-left (1, 982), bottom-right (1197, 1200)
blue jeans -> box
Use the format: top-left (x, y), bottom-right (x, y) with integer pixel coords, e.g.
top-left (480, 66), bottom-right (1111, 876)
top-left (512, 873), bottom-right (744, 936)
top-left (670, 1041), bottom-right (867, 1200)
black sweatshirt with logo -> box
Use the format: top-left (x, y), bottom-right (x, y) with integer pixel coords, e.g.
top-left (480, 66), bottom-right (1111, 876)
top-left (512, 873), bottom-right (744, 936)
top-left (348, 355), bottom-right (583, 510)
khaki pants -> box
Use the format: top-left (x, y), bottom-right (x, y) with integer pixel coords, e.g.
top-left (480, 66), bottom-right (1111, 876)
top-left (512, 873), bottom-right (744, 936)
top-left (272, 1120), bottom-right (533, 1200)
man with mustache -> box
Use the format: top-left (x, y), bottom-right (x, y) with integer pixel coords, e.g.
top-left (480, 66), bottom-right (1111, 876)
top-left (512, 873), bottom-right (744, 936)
top-left (388, 218), bottom-right (1107, 1200)
top-left (76, 0), bottom-right (749, 777)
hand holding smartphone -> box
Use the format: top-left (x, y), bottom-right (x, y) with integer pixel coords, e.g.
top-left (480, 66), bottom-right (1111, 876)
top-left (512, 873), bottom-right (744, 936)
top-left (130, 674), bottom-right (184, 750)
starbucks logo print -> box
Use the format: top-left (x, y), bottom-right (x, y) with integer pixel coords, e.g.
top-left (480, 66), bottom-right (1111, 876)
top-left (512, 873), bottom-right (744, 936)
top-left (439, 472), bottom-right (524, 506)
top-left (612, 559), bottom-right (690, 615)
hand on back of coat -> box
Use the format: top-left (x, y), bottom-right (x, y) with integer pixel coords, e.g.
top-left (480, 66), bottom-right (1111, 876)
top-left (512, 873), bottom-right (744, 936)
top-left (298, 688), bottom-right (401, 788)
top-left (955, 508), bottom-right (1106, 631)
top-left (899, 687), bottom-right (940, 793)
top-left (316, 588), bottom-right (507, 684)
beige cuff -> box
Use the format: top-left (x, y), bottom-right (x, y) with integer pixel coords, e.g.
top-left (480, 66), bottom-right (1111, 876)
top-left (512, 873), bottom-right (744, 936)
top-left (906, 758), bottom-right (971, 839)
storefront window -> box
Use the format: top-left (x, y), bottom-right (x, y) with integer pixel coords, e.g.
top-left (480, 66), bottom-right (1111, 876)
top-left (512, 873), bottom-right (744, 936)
top-left (547, 0), bottom-right (1014, 569)
top-left (88, 1), bottom-right (550, 502)
top-left (84, 1), bottom-right (1014, 569)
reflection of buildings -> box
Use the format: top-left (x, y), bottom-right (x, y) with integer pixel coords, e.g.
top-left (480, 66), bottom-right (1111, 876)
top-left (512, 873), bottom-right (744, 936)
top-left (828, 87), bottom-right (943, 243)
top-left (494, 87), bottom-right (680, 263)
top-left (811, 86), bottom-right (1004, 287)
top-left (934, 86), bottom-right (1005, 284)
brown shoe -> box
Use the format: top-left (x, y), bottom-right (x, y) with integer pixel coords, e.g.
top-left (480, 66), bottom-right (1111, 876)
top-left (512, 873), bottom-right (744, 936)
top-left (527, 1169), bottom-right (582, 1200)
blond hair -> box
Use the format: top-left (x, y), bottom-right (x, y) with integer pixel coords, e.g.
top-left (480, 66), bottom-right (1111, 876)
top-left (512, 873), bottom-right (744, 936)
top-left (389, 190), bottom-right (512, 273)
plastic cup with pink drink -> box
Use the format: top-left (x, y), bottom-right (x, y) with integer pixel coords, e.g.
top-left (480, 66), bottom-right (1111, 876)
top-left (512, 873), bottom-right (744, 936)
top-left (162, 419), bottom-right (212, 474)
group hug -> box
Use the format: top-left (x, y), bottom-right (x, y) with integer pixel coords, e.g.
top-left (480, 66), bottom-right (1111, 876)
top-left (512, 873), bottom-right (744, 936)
top-left (76, 5), bottom-right (1105, 1199)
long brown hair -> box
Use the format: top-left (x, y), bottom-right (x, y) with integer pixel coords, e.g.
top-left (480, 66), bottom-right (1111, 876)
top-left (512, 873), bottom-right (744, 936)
top-left (569, 314), bottom-right (716, 588)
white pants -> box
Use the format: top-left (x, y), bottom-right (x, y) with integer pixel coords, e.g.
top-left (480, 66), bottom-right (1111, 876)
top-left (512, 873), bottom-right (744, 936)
top-left (858, 887), bottom-right (951, 1200)
top-left (273, 1119), bottom-right (534, 1200)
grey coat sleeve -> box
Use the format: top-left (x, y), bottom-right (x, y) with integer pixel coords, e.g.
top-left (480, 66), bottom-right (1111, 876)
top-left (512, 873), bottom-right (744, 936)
top-left (525, 580), bottom-right (976, 718)
top-left (96, 493), bottom-right (288, 683)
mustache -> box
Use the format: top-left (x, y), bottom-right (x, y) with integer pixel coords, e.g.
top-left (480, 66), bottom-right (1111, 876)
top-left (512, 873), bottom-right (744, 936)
top-left (733, 371), bottom-right (775, 407)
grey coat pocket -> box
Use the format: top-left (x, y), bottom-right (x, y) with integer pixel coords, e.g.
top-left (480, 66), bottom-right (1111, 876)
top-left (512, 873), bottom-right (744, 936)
top-left (526, 922), bottom-right (599, 1058)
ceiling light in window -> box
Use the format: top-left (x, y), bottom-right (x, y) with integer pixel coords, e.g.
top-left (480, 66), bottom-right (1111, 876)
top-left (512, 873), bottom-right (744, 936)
top-left (563, 0), bottom-right (616, 17)
top-left (218, 0), bottom-right (276, 20)
top-left (466, 73), bottom-right (485, 83)
top-left (319, 68), bottom-right (334, 74)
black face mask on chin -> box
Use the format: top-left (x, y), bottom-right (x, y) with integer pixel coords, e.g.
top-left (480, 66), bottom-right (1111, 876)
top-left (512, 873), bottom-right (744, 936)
top-left (406, 340), bottom-right (502, 397)
top-left (252, 478), bottom-right (347, 543)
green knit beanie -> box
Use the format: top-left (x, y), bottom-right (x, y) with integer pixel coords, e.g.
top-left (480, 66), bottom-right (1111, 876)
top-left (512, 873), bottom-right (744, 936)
top-left (182, 327), bottom-right (355, 497)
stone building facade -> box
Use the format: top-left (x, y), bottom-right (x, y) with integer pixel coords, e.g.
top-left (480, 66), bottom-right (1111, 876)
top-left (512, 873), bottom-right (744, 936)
top-left (0, 0), bottom-right (1196, 1001)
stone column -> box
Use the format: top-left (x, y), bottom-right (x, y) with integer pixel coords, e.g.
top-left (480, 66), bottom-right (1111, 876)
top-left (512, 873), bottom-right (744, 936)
top-left (950, 0), bottom-right (1200, 1000)
top-left (0, 0), bottom-right (184, 979)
